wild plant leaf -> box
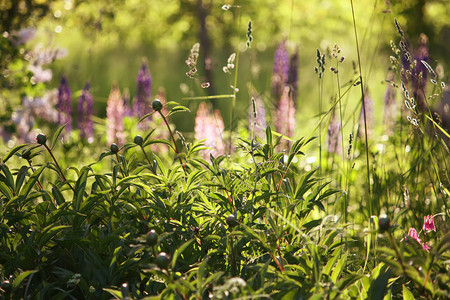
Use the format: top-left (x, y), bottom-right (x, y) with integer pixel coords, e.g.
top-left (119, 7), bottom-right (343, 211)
top-left (2, 144), bottom-right (27, 163)
top-left (331, 252), bottom-right (347, 283)
top-left (73, 167), bottom-right (89, 211)
top-left (103, 288), bottom-right (122, 299)
top-left (0, 181), bottom-right (13, 199)
top-left (367, 266), bottom-right (391, 300)
top-left (37, 225), bottom-right (70, 248)
top-left (402, 284), bottom-right (415, 300)
top-left (12, 270), bottom-right (38, 289)
top-left (0, 163), bottom-right (14, 190)
top-left (171, 239), bottom-right (194, 270)
top-left (51, 184), bottom-right (65, 206)
top-left (336, 273), bottom-right (365, 291)
top-left (19, 165), bottom-right (45, 197)
top-left (168, 105), bottom-right (191, 116)
top-left (14, 165), bottom-right (29, 194)
top-left (50, 124), bottom-right (67, 150)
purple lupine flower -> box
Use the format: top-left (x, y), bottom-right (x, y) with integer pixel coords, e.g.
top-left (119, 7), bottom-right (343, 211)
top-left (133, 62), bottom-right (152, 120)
top-left (106, 84), bottom-right (125, 146)
top-left (272, 40), bottom-right (289, 105)
top-left (194, 102), bottom-right (225, 159)
top-left (423, 215), bottom-right (436, 233)
top-left (275, 86), bottom-right (295, 149)
top-left (57, 75), bottom-right (72, 133)
top-left (77, 83), bottom-right (94, 143)
top-left (10, 27), bottom-right (36, 47)
top-left (383, 72), bottom-right (397, 135)
top-left (249, 94), bottom-right (267, 139)
top-left (288, 49), bottom-right (299, 107)
top-left (328, 110), bottom-right (342, 154)
top-left (358, 91), bottom-right (374, 139)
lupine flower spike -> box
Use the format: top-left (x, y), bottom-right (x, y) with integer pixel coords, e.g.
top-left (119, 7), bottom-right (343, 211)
top-left (194, 102), bottom-right (225, 159)
top-left (106, 84), bottom-right (125, 146)
top-left (57, 75), bottom-right (72, 134)
top-left (423, 215), bottom-right (436, 233)
top-left (77, 83), bottom-right (94, 143)
top-left (275, 87), bottom-right (295, 149)
top-left (328, 110), bottom-right (342, 154)
top-left (272, 40), bottom-right (289, 105)
top-left (133, 61), bottom-right (152, 128)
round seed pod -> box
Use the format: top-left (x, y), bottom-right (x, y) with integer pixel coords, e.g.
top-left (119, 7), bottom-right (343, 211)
top-left (155, 252), bottom-right (170, 269)
top-left (146, 230), bottom-right (158, 246)
top-left (36, 133), bottom-right (47, 145)
top-left (152, 99), bottom-right (163, 112)
top-left (134, 135), bottom-right (144, 145)
top-left (110, 143), bottom-right (119, 154)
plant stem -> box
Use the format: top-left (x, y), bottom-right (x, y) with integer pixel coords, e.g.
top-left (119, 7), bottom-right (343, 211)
top-left (350, 0), bottom-right (372, 216)
top-left (159, 111), bottom-right (187, 175)
top-left (43, 144), bottom-right (74, 192)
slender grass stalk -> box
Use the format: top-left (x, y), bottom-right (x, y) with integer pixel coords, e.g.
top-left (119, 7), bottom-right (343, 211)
top-left (350, 0), bottom-right (372, 216)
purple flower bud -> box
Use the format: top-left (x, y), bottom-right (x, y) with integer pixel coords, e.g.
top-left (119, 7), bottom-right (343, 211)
top-left (358, 91), bottom-right (374, 139)
top-left (57, 75), bottom-right (72, 134)
top-left (77, 83), bottom-right (94, 142)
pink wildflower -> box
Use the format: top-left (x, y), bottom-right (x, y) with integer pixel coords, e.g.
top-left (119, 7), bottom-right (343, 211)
top-left (194, 102), bottom-right (225, 159)
top-left (275, 87), bottom-right (295, 149)
top-left (422, 242), bottom-right (430, 252)
top-left (407, 227), bottom-right (421, 244)
top-left (106, 84), bottom-right (125, 146)
top-left (423, 215), bottom-right (436, 233)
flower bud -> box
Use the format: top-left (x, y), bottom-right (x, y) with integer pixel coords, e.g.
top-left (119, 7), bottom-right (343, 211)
top-left (146, 229), bottom-right (158, 246)
top-left (152, 99), bottom-right (163, 112)
top-left (134, 135), bottom-right (144, 145)
top-left (110, 143), bottom-right (119, 154)
top-left (226, 214), bottom-right (238, 227)
top-left (155, 252), bottom-right (170, 269)
top-left (36, 133), bottom-right (47, 145)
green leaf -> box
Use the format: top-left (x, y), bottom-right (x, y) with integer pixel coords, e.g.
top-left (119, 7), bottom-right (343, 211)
top-left (12, 270), bottom-right (38, 289)
top-left (0, 181), bottom-right (13, 199)
top-left (19, 165), bottom-right (46, 197)
top-left (73, 167), bottom-right (89, 211)
top-left (168, 105), bottom-right (191, 116)
top-left (402, 284), bottom-right (415, 300)
top-left (14, 166), bottom-right (29, 194)
top-left (103, 288), bottom-right (122, 299)
top-left (50, 124), bottom-right (67, 150)
top-left (171, 239), bottom-right (194, 270)
top-left (331, 253), bottom-right (347, 283)
top-left (2, 144), bottom-right (27, 163)
top-left (51, 184), bottom-right (66, 206)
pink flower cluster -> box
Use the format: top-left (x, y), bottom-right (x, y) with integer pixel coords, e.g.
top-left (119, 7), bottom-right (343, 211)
top-left (404, 215), bottom-right (436, 252)
top-left (106, 84), bottom-right (125, 146)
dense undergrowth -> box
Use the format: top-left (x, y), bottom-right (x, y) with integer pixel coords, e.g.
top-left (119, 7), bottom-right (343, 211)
top-left (1, 3), bottom-right (450, 300)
